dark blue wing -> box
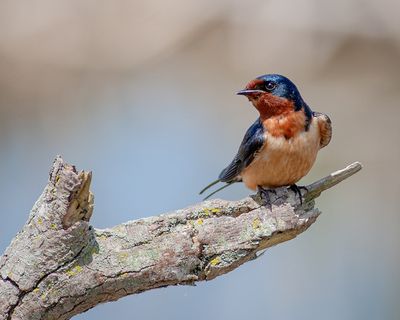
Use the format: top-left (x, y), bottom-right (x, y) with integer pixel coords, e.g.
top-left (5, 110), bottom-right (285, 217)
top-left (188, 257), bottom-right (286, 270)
top-left (218, 118), bottom-right (265, 182)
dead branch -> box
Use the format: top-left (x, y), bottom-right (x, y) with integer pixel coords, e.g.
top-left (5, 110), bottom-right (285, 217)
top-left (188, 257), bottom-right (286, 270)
top-left (0, 157), bottom-right (362, 320)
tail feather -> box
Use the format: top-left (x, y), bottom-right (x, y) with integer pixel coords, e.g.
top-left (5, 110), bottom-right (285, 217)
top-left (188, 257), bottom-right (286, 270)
top-left (202, 181), bottom-right (235, 200)
top-left (199, 179), bottom-right (221, 195)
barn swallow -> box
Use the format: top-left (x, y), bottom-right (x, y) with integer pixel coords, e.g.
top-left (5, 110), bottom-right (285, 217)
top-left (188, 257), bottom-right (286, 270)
top-left (200, 74), bottom-right (332, 202)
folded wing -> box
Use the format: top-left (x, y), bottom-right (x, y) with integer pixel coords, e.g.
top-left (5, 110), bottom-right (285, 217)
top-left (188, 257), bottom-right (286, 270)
top-left (219, 118), bottom-right (266, 182)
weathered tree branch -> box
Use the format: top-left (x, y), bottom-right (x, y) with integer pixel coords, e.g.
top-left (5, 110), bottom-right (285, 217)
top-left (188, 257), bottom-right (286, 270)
top-left (0, 157), bottom-right (362, 320)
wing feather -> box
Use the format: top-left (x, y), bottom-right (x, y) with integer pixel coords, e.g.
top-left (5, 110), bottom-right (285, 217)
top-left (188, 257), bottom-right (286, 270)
top-left (219, 118), bottom-right (265, 182)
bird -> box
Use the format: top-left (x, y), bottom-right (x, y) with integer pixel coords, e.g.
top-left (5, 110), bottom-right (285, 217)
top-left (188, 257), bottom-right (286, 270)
top-left (200, 74), bottom-right (332, 202)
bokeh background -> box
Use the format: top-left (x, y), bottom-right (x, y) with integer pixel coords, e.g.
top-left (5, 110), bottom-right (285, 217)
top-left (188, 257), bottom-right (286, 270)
top-left (1, 1), bottom-right (399, 319)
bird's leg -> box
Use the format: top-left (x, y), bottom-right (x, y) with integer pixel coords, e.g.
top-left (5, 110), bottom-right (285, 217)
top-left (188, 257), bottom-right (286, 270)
top-left (289, 184), bottom-right (308, 205)
top-left (257, 186), bottom-right (276, 210)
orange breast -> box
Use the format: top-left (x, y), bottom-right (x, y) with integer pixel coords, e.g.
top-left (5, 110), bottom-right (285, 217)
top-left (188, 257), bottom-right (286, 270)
top-left (241, 117), bottom-right (321, 190)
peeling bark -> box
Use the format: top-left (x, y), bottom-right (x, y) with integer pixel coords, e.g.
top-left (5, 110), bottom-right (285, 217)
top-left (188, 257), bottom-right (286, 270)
top-left (0, 157), bottom-right (362, 320)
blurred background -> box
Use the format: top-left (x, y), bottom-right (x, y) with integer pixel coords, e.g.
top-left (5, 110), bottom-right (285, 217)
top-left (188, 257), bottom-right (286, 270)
top-left (0, 0), bottom-right (399, 319)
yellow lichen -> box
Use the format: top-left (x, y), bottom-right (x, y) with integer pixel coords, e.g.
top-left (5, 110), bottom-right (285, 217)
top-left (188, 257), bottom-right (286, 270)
top-left (252, 218), bottom-right (261, 230)
top-left (118, 252), bottom-right (128, 260)
top-left (33, 288), bottom-right (40, 294)
top-left (202, 208), bottom-right (221, 217)
top-left (98, 234), bottom-right (108, 241)
top-left (55, 175), bottom-right (60, 184)
top-left (50, 223), bottom-right (57, 230)
top-left (210, 256), bottom-right (221, 266)
top-left (197, 218), bottom-right (203, 225)
top-left (37, 217), bottom-right (43, 225)
top-left (66, 265), bottom-right (82, 277)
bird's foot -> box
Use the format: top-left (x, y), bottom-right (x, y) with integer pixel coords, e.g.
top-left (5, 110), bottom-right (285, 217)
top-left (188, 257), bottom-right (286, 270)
top-left (289, 184), bottom-right (308, 205)
top-left (257, 186), bottom-right (276, 210)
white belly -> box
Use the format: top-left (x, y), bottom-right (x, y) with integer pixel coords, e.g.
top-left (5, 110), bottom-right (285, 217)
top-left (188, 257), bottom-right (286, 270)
top-left (241, 119), bottom-right (321, 190)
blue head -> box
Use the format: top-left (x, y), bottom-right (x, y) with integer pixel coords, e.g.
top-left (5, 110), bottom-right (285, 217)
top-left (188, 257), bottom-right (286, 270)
top-left (237, 74), bottom-right (311, 118)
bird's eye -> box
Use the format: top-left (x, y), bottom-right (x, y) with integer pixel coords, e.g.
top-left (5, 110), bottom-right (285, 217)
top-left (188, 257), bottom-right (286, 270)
top-left (265, 81), bottom-right (276, 91)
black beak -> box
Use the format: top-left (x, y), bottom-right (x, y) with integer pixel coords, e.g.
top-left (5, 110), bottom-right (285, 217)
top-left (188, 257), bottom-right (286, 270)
top-left (236, 89), bottom-right (265, 96)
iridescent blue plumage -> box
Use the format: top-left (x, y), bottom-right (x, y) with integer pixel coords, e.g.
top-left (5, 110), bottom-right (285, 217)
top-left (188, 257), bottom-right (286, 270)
top-left (255, 74), bottom-right (313, 119)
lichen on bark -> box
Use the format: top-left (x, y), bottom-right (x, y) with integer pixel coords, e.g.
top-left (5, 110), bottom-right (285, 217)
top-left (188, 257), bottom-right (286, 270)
top-left (0, 157), bottom-right (362, 320)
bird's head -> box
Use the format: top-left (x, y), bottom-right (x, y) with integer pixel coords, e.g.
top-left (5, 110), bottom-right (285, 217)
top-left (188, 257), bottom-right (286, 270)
top-left (237, 74), bottom-right (305, 119)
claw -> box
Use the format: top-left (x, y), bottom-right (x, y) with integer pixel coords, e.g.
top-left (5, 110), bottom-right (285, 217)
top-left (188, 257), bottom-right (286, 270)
top-left (289, 184), bottom-right (308, 205)
top-left (257, 186), bottom-right (274, 210)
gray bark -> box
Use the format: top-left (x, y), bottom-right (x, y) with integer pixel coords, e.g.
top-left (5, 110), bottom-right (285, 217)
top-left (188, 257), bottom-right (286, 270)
top-left (0, 157), bottom-right (362, 320)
